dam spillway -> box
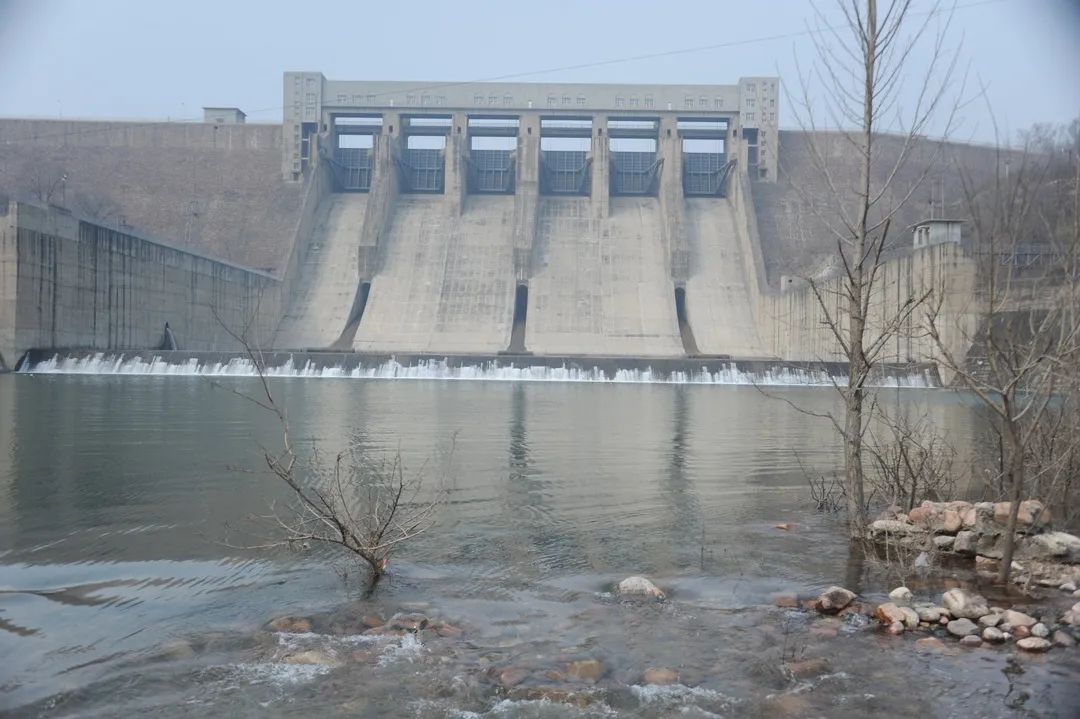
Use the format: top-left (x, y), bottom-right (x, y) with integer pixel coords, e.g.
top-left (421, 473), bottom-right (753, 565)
top-left (0, 74), bottom-right (980, 373)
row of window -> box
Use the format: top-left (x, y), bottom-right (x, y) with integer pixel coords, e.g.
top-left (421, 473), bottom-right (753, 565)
top-left (742, 112), bottom-right (777, 124)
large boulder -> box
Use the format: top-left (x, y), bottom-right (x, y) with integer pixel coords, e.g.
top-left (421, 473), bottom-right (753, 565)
top-left (1019, 531), bottom-right (1080, 564)
top-left (942, 588), bottom-right (989, 619)
top-left (954, 530), bottom-right (977, 555)
top-left (815, 586), bottom-right (856, 614)
top-left (874, 602), bottom-right (907, 625)
top-left (1002, 609), bottom-right (1038, 629)
top-left (993, 500), bottom-right (1051, 530)
top-left (869, 519), bottom-right (918, 537)
top-left (617, 576), bottom-right (665, 600)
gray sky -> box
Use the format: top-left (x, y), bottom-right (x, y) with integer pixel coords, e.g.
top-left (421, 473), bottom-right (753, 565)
top-left (1, 0), bottom-right (1077, 142)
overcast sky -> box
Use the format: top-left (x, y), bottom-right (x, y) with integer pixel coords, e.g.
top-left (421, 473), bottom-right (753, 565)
top-left (0, 0), bottom-right (1077, 142)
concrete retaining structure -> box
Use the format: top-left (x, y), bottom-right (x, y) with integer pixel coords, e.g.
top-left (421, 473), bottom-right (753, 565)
top-left (0, 200), bottom-right (281, 369)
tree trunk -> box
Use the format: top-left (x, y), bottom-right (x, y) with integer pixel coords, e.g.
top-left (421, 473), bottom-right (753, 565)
top-left (843, 0), bottom-right (877, 539)
top-left (997, 421), bottom-right (1025, 584)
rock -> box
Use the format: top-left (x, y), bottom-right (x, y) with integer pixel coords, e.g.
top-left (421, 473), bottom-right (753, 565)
top-left (787, 658), bottom-right (830, 679)
top-left (1020, 531), bottom-right (1080, 563)
top-left (815, 586), bottom-right (856, 614)
top-left (508, 687), bottom-right (593, 707)
top-left (915, 637), bottom-right (947, 653)
top-left (360, 614), bottom-right (384, 629)
top-left (874, 602), bottom-right (907, 625)
top-left (387, 613), bottom-right (429, 631)
top-left (887, 620), bottom-right (905, 635)
top-left (933, 535), bottom-right (956, 550)
top-left (436, 624), bottom-right (464, 638)
top-left (993, 500), bottom-right (1051, 528)
top-left (267, 616), bottom-right (312, 634)
top-left (1002, 610), bottom-right (1037, 628)
top-left (954, 531), bottom-right (977, 555)
top-left (869, 519), bottom-right (917, 536)
top-left (916, 606), bottom-right (943, 623)
top-left (939, 615), bottom-right (950, 625)
top-left (908, 505), bottom-right (938, 526)
top-left (500, 667), bottom-right (528, 688)
top-left (942, 509), bottom-right (963, 534)
top-left (978, 614), bottom-right (1002, 628)
top-left (774, 523), bottom-right (795, 531)
top-left (771, 593), bottom-right (800, 608)
top-left (566, 659), bottom-right (605, 682)
top-left (1015, 625), bottom-right (1032, 639)
top-left (888, 587), bottom-right (913, 604)
top-left (900, 607), bottom-right (919, 629)
top-left (1052, 630), bottom-right (1075, 647)
top-left (942, 589), bottom-right (989, 619)
top-left (1031, 623), bottom-right (1049, 638)
top-left (975, 555), bottom-right (999, 572)
top-left (284, 649), bottom-right (341, 667)
top-left (959, 635), bottom-right (982, 647)
top-left (961, 506), bottom-right (977, 528)
top-left (914, 551), bottom-right (931, 568)
top-left (982, 627), bottom-right (1006, 643)
top-left (642, 667), bottom-right (679, 685)
top-left (947, 618), bottom-right (979, 637)
top-left (1061, 582), bottom-right (1078, 593)
top-left (617, 576), bottom-right (665, 600)
top-left (1016, 637), bottom-right (1052, 652)
top-left (158, 639), bottom-right (196, 660)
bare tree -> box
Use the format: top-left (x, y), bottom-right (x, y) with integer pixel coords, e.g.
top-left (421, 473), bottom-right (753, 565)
top-left (213, 311), bottom-right (448, 593)
top-left (927, 118), bottom-right (1080, 582)
top-left (785, 0), bottom-right (962, 537)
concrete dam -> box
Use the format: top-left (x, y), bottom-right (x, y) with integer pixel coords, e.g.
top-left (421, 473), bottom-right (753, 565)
top-left (0, 74), bottom-right (978, 378)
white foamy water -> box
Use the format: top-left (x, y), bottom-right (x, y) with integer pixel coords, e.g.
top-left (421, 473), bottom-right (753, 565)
top-left (19, 353), bottom-right (936, 388)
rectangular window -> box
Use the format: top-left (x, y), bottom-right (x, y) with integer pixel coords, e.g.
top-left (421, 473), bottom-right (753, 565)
top-left (576, 96), bottom-right (586, 106)
top-left (746, 112), bottom-right (755, 122)
top-left (714, 98), bottom-right (724, 109)
top-left (367, 95), bottom-right (376, 103)
top-left (644, 96), bottom-right (653, 108)
top-left (336, 93), bottom-right (346, 103)
top-left (504, 95), bottom-right (513, 105)
top-left (699, 96), bottom-right (708, 108)
top-left (747, 83), bottom-right (756, 92)
top-left (615, 95), bottom-right (624, 107)
top-left (561, 95), bottom-right (571, 105)
top-left (548, 95), bottom-right (557, 107)
top-left (685, 97), bottom-right (694, 109)
top-left (629, 96), bottom-right (638, 108)
top-left (747, 98), bottom-right (755, 108)
top-left (406, 94), bottom-right (415, 104)
top-left (474, 94), bottom-right (484, 104)
top-left (489, 95), bottom-right (498, 105)
top-left (421, 94), bottom-right (431, 105)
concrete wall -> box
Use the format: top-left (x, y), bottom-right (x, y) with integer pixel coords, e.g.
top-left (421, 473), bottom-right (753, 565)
top-left (0, 200), bottom-right (281, 369)
top-left (0, 119), bottom-right (302, 272)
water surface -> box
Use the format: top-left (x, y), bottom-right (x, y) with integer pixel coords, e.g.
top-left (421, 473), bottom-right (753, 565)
top-left (0, 375), bottom-right (1076, 717)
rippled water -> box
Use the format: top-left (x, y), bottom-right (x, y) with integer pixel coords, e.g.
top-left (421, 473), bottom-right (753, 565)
top-left (0, 375), bottom-right (1077, 717)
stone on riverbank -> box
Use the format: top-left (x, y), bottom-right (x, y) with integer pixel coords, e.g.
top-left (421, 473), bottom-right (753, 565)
top-left (888, 587), bottom-right (913, 603)
top-left (267, 616), bottom-right (312, 633)
top-left (1052, 630), bottom-right (1075, 647)
top-left (387, 613), bottom-right (429, 631)
top-left (982, 627), bottom-right (1005, 643)
top-left (787, 657), bottom-right (830, 679)
top-left (959, 635), bottom-right (982, 647)
top-left (1020, 531), bottom-right (1080, 564)
top-left (617, 576), bottom-right (665, 600)
top-left (284, 649), bottom-right (341, 666)
top-left (874, 602), bottom-right (906, 625)
top-left (642, 667), bottom-right (679, 685)
top-left (1002, 610), bottom-right (1037, 629)
top-left (1016, 637), bottom-right (1052, 652)
top-left (566, 659), bottom-right (605, 682)
top-left (942, 589), bottom-right (989, 619)
top-left (947, 618), bottom-right (979, 637)
top-left (815, 586), bottom-right (856, 614)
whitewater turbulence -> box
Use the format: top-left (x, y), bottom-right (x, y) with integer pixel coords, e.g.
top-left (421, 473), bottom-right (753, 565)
top-left (19, 353), bottom-right (937, 388)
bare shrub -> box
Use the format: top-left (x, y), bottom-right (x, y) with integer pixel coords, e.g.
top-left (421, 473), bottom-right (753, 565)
top-left (865, 404), bottom-right (957, 512)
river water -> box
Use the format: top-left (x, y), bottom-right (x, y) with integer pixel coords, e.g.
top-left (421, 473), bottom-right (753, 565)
top-left (0, 373), bottom-right (1077, 717)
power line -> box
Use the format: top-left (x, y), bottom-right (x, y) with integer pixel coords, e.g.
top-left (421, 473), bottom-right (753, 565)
top-left (3, 0), bottom-right (1001, 145)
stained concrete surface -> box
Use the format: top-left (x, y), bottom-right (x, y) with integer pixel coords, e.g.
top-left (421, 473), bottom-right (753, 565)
top-left (274, 193), bottom-right (369, 349)
top-left (525, 197), bottom-right (684, 357)
top-left (683, 198), bottom-right (768, 357)
top-left (352, 195), bottom-right (516, 354)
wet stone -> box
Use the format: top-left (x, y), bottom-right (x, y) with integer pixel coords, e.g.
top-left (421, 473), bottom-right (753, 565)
top-left (916, 637), bottom-right (947, 653)
top-left (959, 635), bottom-right (982, 648)
top-left (267, 616), bottom-right (312, 633)
top-left (642, 666), bottom-right (679, 685)
top-left (815, 586), bottom-right (856, 614)
top-left (566, 658), bottom-right (605, 682)
top-left (942, 589), bottom-right (989, 620)
top-left (982, 627), bottom-right (1005, 643)
top-left (1016, 637), bottom-right (1052, 652)
top-left (947, 618), bottom-right (979, 637)
top-left (787, 657), bottom-right (830, 679)
top-left (1051, 630), bottom-right (1075, 647)
top-left (499, 667), bottom-right (528, 688)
